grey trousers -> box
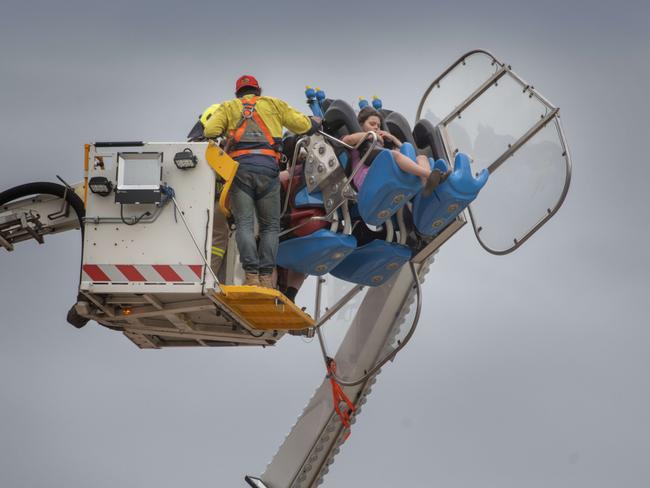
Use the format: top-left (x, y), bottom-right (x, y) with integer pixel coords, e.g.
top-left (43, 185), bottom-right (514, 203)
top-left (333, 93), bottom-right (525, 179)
top-left (211, 205), bottom-right (229, 276)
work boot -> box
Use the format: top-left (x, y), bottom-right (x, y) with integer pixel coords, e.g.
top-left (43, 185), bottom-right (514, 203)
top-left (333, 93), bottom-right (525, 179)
top-left (244, 272), bottom-right (260, 286)
top-left (259, 274), bottom-right (275, 289)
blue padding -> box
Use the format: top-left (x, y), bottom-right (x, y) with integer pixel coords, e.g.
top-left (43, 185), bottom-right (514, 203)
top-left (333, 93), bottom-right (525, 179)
top-left (338, 151), bottom-right (349, 170)
top-left (357, 149), bottom-right (420, 226)
top-left (294, 186), bottom-right (324, 208)
top-left (400, 142), bottom-right (416, 160)
top-left (277, 229), bottom-right (357, 276)
top-left (331, 240), bottom-right (412, 286)
top-left (412, 152), bottom-right (489, 236)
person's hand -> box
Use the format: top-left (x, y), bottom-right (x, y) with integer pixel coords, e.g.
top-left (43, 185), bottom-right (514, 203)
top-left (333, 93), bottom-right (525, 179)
top-left (365, 131), bottom-right (383, 145)
top-left (308, 116), bottom-right (323, 135)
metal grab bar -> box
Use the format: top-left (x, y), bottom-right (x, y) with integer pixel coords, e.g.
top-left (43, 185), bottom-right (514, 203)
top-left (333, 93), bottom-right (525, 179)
top-left (277, 131), bottom-right (380, 238)
top-left (281, 136), bottom-right (309, 217)
top-left (337, 131), bottom-right (379, 197)
top-left (317, 130), bottom-right (380, 186)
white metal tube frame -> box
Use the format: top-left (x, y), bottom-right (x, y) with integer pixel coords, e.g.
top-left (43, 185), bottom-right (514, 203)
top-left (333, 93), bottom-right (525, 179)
top-left (415, 49), bottom-right (572, 256)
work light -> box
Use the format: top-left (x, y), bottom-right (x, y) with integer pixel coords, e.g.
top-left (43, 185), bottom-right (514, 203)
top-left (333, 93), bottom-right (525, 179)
top-left (174, 148), bottom-right (198, 169)
top-left (88, 176), bottom-right (113, 196)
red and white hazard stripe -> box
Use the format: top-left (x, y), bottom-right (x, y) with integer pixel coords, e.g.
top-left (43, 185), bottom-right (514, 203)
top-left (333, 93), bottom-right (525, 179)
top-left (82, 264), bottom-right (204, 283)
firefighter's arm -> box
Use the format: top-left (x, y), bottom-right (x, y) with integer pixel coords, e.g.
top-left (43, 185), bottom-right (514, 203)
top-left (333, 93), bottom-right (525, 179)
top-left (203, 103), bottom-right (229, 138)
top-left (275, 99), bottom-right (313, 135)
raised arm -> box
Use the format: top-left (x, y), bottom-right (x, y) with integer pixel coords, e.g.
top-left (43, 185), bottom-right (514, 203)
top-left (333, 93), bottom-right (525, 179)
top-left (203, 103), bottom-right (229, 138)
top-left (342, 132), bottom-right (377, 147)
top-left (274, 98), bottom-right (314, 135)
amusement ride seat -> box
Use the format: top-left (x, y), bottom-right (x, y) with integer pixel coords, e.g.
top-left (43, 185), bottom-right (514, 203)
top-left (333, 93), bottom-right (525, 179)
top-left (276, 140), bottom-right (356, 277)
top-left (321, 102), bottom-right (422, 286)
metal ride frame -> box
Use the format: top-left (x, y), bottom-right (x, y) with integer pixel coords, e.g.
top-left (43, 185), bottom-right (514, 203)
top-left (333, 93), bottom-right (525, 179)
top-left (246, 50), bottom-right (572, 488)
top-left (416, 49), bottom-right (572, 255)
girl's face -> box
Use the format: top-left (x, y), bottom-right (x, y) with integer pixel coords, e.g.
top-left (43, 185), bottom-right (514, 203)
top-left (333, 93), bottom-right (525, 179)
top-left (361, 115), bottom-right (381, 133)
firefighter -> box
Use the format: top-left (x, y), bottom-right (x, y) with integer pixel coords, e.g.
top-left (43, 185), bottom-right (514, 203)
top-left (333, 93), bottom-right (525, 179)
top-left (203, 75), bottom-right (319, 288)
top-left (187, 103), bottom-right (229, 278)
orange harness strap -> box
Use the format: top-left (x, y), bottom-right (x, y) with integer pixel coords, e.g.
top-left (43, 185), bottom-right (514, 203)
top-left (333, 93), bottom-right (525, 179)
top-left (229, 96), bottom-right (279, 160)
top-left (228, 148), bottom-right (280, 160)
top-left (326, 358), bottom-right (357, 442)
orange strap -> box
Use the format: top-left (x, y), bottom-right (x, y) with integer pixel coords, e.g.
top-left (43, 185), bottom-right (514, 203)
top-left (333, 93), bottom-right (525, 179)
top-left (232, 96), bottom-right (276, 146)
top-left (228, 96), bottom-right (279, 162)
top-left (326, 358), bottom-right (356, 442)
top-left (229, 148), bottom-right (280, 160)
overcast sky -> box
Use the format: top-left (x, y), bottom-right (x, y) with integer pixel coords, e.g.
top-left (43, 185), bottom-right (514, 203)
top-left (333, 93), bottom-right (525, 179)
top-left (1, 1), bottom-right (649, 487)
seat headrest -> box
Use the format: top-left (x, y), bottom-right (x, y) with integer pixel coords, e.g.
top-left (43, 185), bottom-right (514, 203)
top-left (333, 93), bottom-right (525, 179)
top-left (324, 99), bottom-right (362, 138)
top-left (413, 119), bottom-right (447, 160)
top-left (384, 111), bottom-right (415, 146)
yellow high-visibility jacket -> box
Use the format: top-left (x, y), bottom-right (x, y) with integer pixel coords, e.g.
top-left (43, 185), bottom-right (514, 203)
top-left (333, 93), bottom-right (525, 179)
top-left (203, 94), bottom-right (312, 139)
top-left (200, 103), bottom-right (221, 126)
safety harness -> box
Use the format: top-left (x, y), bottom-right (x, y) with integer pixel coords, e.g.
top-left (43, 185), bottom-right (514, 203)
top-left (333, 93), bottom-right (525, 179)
top-left (326, 357), bottom-right (357, 442)
top-left (227, 96), bottom-right (280, 162)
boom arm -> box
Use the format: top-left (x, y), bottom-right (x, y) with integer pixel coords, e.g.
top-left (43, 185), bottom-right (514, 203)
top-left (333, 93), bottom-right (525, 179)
top-left (0, 181), bottom-right (84, 251)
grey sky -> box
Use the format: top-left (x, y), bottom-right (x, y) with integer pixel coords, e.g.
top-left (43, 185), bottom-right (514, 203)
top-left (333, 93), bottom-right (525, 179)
top-left (1, 1), bottom-right (649, 487)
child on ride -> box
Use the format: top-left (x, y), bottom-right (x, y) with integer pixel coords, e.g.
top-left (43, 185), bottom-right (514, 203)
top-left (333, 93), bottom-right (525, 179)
top-left (342, 107), bottom-right (439, 196)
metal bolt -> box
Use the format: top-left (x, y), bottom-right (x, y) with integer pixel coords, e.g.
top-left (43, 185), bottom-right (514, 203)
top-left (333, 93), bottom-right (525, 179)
top-left (392, 194), bottom-right (404, 204)
top-left (315, 264), bottom-right (327, 273)
top-left (317, 164), bottom-right (325, 173)
top-left (371, 275), bottom-right (383, 283)
top-left (377, 210), bottom-right (390, 219)
top-left (318, 145), bottom-right (326, 155)
top-left (432, 219), bottom-right (444, 228)
top-left (328, 158), bottom-right (336, 167)
top-left (386, 262), bottom-right (399, 270)
top-left (308, 176), bottom-right (315, 185)
top-left (447, 203), bottom-right (459, 213)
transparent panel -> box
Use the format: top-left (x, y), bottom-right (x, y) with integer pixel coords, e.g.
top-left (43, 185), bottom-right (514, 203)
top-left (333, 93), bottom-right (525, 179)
top-left (418, 51), bottom-right (500, 125)
top-left (468, 118), bottom-right (569, 253)
top-left (318, 275), bottom-right (368, 351)
top-left (444, 73), bottom-right (550, 174)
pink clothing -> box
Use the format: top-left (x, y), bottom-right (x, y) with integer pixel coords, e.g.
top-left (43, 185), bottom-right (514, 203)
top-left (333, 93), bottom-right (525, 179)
top-left (351, 149), bottom-right (370, 190)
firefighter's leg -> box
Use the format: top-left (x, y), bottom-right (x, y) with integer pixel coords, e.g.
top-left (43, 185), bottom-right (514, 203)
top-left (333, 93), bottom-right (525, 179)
top-left (211, 204), bottom-right (229, 276)
top-left (255, 175), bottom-right (281, 282)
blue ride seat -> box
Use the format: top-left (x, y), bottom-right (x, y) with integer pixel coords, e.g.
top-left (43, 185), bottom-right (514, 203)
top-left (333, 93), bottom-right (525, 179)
top-left (294, 186), bottom-right (324, 208)
top-left (412, 152), bottom-right (489, 236)
top-left (356, 143), bottom-right (421, 226)
top-left (277, 228), bottom-right (357, 276)
top-left (330, 239), bottom-right (412, 287)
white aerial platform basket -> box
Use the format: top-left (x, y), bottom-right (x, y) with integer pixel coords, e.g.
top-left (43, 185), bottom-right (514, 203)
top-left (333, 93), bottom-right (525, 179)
top-left (79, 141), bottom-right (312, 349)
top-left (82, 142), bottom-right (217, 295)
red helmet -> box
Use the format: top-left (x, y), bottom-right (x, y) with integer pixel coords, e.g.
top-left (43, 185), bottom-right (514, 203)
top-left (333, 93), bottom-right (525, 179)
top-left (235, 75), bottom-right (260, 93)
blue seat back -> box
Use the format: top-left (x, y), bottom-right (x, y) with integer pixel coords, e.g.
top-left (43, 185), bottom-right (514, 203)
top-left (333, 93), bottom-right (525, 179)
top-left (277, 229), bottom-right (357, 276)
top-left (331, 239), bottom-right (412, 286)
top-left (294, 186), bottom-right (324, 208)
top-left (357, 143), bottom-right (421, 226)
top-left (412, 152), bottom-right (489, 236)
